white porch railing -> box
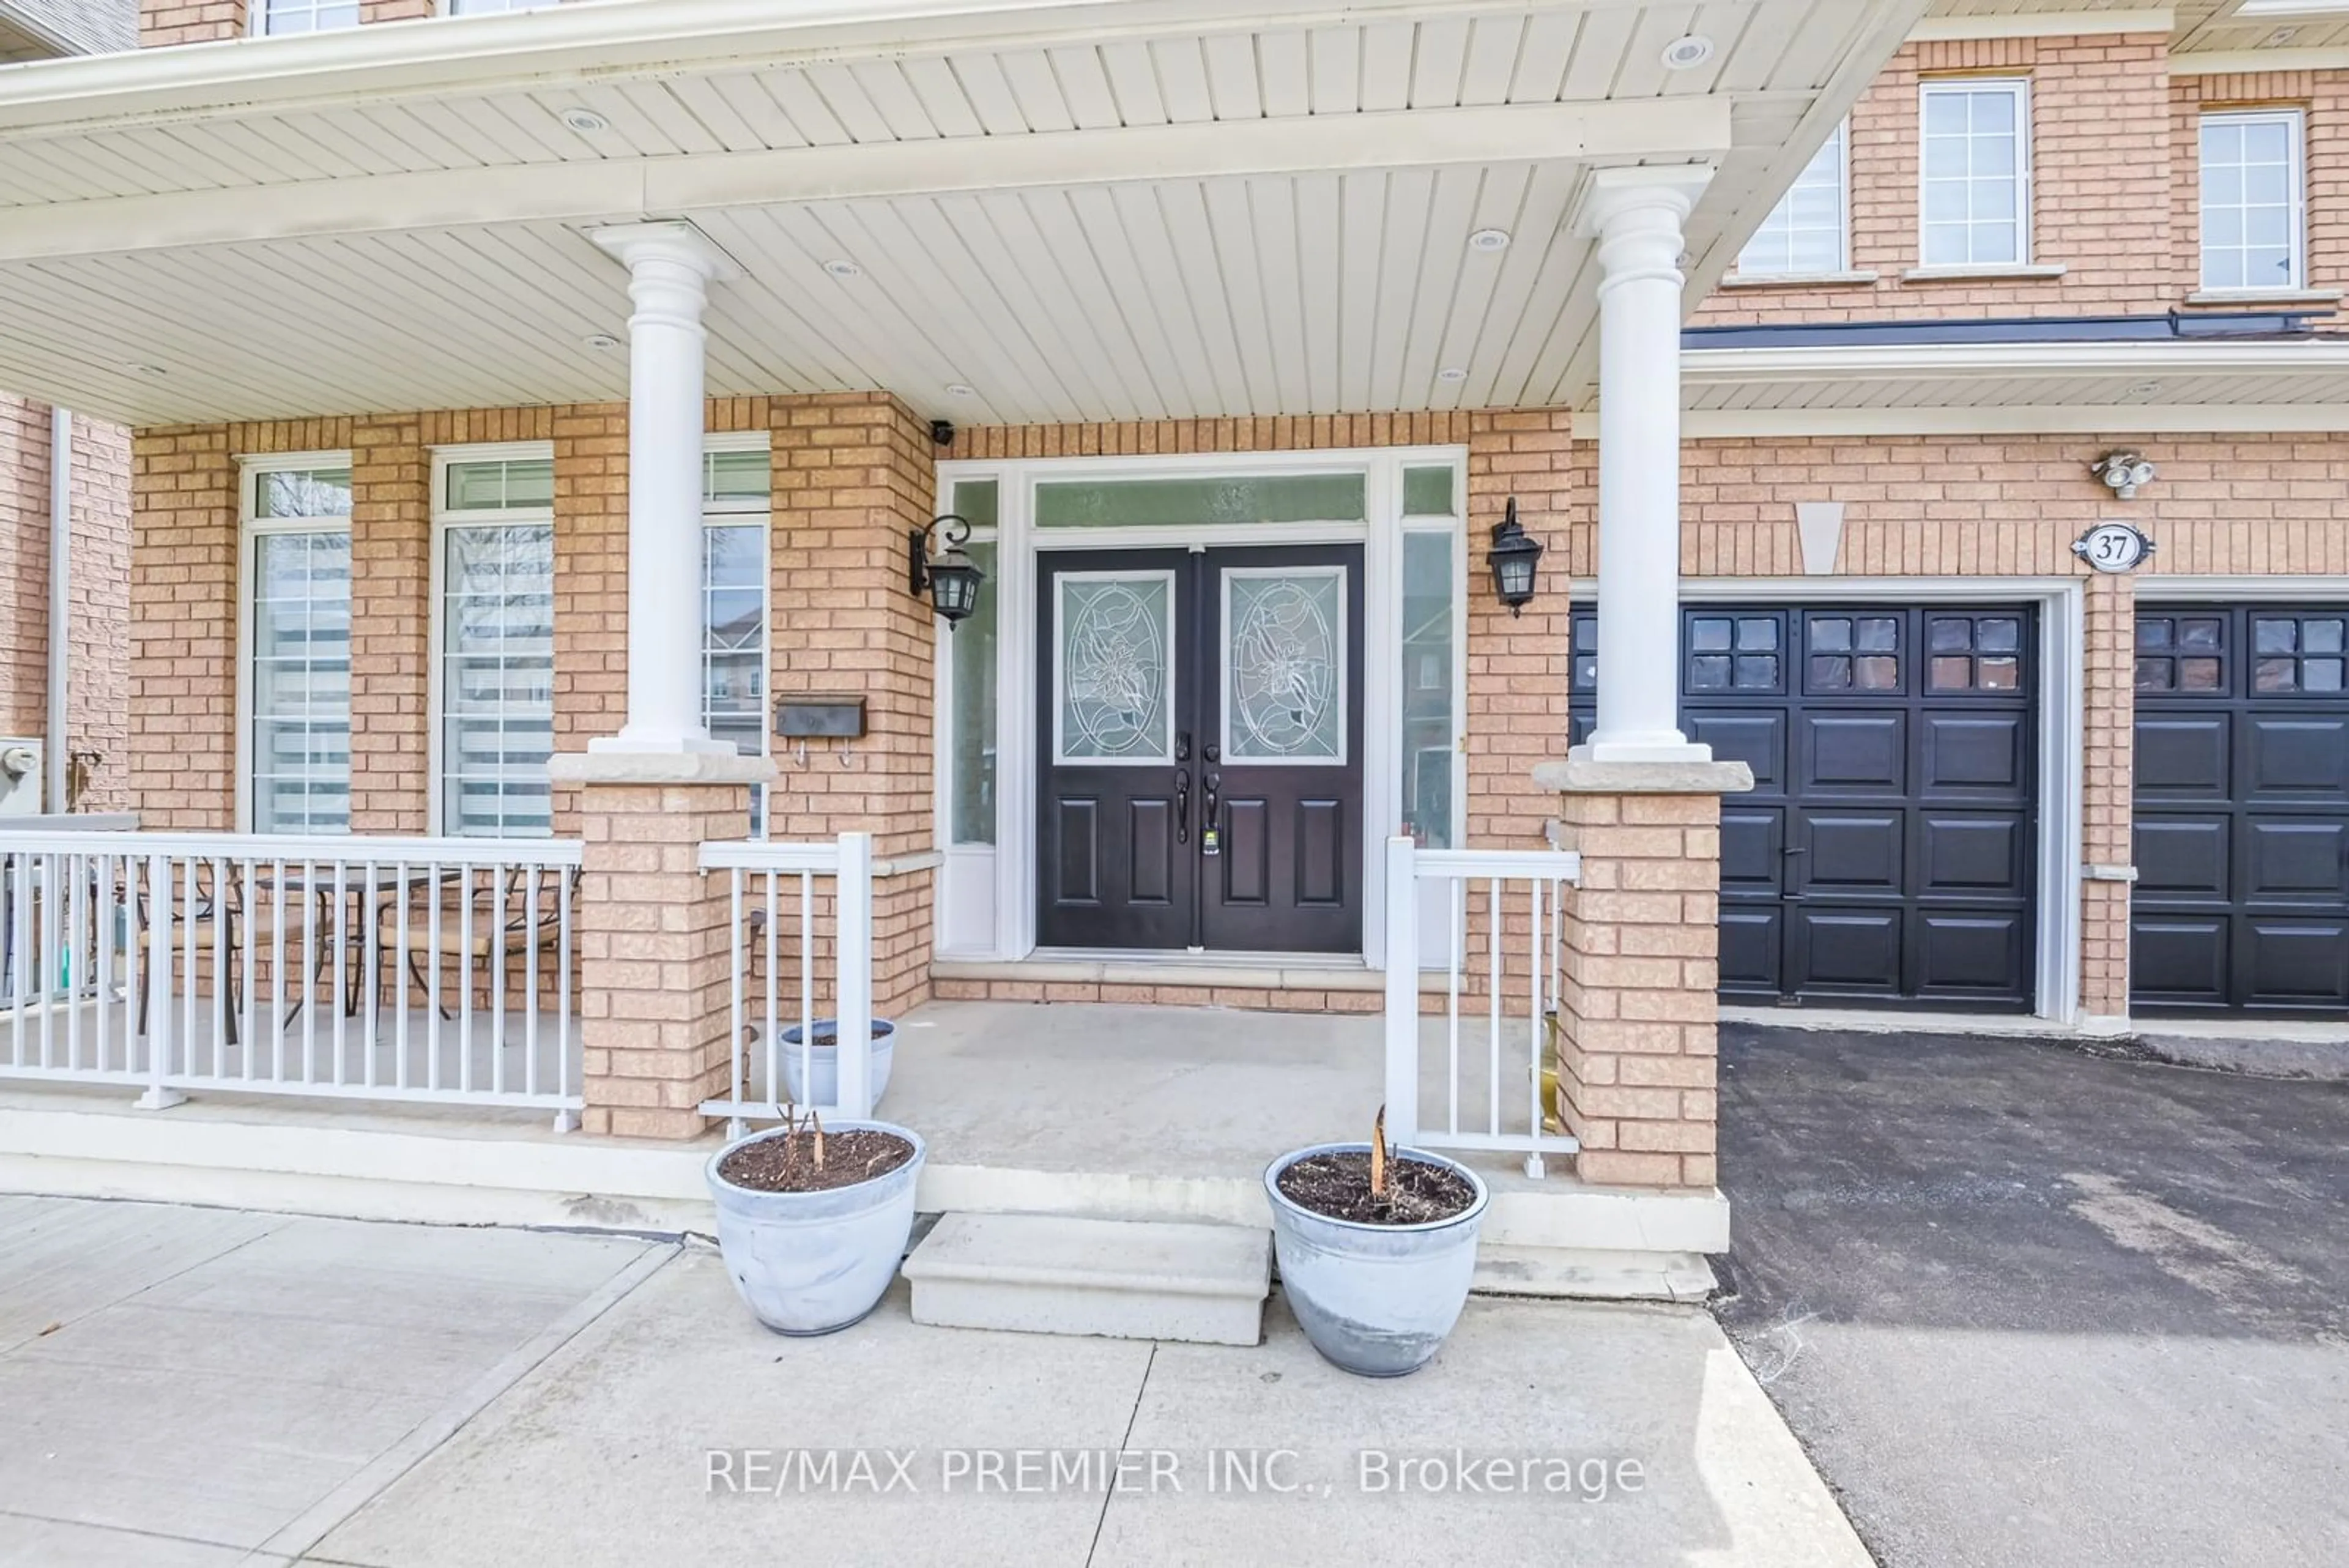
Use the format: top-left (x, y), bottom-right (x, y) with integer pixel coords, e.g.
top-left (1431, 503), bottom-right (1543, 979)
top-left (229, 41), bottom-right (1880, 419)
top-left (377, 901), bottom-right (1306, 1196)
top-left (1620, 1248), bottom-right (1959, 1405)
top-left (1382, 836), bottom-right (1584, 1178)
top-left (0, 830), bottom-right (583, 1126)
top-left (699, 831), bottom-right (876, 1128)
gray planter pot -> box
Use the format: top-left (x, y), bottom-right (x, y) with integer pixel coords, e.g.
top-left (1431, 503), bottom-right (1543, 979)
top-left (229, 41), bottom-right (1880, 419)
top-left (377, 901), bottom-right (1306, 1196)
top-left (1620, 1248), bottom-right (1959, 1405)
top-left (1263, 1142), bottom-right (1490, 1378)
top-left (778, 1017), bottom-right (897, 1109)
top-left (706, 1120), bottom-right (926, 1336)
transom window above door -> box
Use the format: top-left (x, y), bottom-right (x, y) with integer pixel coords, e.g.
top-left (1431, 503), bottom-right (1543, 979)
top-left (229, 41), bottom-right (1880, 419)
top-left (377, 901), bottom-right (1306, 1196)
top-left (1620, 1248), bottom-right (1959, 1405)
top-left (1036, 473), bottom-right (1366, 530)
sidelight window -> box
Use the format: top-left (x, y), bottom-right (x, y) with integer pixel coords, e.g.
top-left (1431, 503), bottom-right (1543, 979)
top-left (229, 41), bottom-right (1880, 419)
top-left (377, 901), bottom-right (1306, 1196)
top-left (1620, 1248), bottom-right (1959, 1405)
top-left (243, 460), bottom-right (354, 834)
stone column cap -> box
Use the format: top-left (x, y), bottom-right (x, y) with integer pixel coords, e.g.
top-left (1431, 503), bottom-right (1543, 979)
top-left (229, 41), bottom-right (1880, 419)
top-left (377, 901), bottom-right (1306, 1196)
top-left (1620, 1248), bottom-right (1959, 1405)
top-left (1534, 757), bottom-right (1754, 795)
top-left (549, 750), bottom-right (778, 787)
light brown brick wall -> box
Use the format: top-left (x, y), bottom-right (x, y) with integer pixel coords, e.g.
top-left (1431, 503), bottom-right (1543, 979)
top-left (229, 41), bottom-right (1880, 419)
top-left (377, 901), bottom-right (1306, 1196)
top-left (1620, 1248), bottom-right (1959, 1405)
top-left (1698, 35), bottom-right (2306, 326)
top-left (139, 0), bottom-right (245, 45)
top-left (2, 398), bottom-right (53, 746)
top-left (1, 399), bottom-right (125, 800)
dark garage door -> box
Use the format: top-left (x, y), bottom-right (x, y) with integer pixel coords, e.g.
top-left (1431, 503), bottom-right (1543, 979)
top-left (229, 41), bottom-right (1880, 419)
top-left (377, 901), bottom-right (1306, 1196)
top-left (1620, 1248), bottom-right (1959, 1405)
top-left (1572, 604), bottom-right (2038, 1009)
top-left (2132, 604), bottom-right (2349, 1017)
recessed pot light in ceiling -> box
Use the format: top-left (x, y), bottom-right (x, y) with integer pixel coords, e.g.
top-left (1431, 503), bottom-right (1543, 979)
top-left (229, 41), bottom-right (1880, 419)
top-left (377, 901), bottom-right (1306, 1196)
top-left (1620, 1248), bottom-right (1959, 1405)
top-left (124, 362), bottom-right (166, 377)
top-left (585, 333), bottom-right (620, 351)
top-left (557, 107), bottom-right (610, 135)
top-left (1661, 34), bottom-right (1715, 70)
top-left (2127, 381), bottom-right (2162, 398)
top-left (1468, 228), bottom-right (1510, 253)
top-left (1437, 367), bottom-right (1468, 383)
top-left (945, 383), bottom-right (978, 398)
top-left (823, 259), bottom-right (863, 279)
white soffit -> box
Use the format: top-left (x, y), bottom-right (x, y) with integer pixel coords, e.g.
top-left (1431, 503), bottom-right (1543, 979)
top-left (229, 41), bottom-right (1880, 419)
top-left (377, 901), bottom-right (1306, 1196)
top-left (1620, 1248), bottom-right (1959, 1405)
top-left (0, 0), bottom-right (1929, 426)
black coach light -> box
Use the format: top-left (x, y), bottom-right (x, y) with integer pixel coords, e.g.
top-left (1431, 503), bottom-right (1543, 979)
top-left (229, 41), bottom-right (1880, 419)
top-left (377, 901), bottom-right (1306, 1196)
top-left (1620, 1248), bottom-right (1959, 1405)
top-left (910, 513), bottom-right (987, 628)
top-left (1487, 497), bottom-right (1545, 617)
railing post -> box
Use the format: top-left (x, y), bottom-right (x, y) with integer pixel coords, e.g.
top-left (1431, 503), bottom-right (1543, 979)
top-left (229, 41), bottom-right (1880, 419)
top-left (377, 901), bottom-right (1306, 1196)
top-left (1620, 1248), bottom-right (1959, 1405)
top-left (1382, 836), bottom-right (1420, 1145)
top-left (135, 851), bottom-right (185, 1110)
top-left (834, 831), bottom-right (875, 1120)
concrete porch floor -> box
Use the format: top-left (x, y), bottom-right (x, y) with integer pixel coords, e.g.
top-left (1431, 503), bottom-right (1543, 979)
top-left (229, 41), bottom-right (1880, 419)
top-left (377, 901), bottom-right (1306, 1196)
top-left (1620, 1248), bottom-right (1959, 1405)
top-left (0, 1001), bottom-right (1726, 1300)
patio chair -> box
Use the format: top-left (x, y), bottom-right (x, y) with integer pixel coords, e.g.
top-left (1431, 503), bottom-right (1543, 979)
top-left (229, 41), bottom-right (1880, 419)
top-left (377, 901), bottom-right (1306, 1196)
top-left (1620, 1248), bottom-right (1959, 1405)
top-left (128, 860), bottom-right (274, 1048)
top-left (374, 864), bottom-right (578, 1020)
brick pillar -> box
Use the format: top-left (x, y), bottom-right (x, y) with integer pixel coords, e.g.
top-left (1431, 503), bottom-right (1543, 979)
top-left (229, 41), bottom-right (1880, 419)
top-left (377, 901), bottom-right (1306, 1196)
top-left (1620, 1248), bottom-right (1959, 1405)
top-left (1536, 757), bottom-right (1753, 1190)
top-left (2079, 573), bottom-right (2136, 1031)
top-left (551, 756), bottom-right (772, 1140)
top-left (349, 414), bottom-right (431, 834)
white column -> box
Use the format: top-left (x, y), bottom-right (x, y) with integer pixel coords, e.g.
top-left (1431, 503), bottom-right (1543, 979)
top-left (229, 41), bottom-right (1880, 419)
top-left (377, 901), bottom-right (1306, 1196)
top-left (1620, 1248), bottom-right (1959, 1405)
top-left (1573, 167), bottom-right (1714, 765)
top-left (588, 221), bottom-right (736, 756)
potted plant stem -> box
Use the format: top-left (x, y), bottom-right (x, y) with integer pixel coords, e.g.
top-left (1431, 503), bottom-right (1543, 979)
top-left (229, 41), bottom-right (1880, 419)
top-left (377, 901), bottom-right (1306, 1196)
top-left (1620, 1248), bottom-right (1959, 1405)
top-left (707, 1107), bottom-right (925, 1336)
top-left (1264, 1109), bottom-right (1490, 1377)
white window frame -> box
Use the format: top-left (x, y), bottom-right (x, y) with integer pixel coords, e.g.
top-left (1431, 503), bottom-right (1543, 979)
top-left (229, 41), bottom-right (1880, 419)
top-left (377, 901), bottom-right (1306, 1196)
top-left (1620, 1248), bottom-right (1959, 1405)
top-left (428, 441), bottom-right (558, 839)
top-left (1736, 119), bottom-right (1852, 278)
top-left (699, 432), bottom-right (774, 830)
top-left (2198, 108), bottom-right (2306, 294)
top-left (1917, 77), bottom-right (2033, 269)
top-left (438, 0), bottom-right (558, 14)
top-left (236, 450), bottom-right (355, 836)
top-left (250, 0), bottom-right (361, 35)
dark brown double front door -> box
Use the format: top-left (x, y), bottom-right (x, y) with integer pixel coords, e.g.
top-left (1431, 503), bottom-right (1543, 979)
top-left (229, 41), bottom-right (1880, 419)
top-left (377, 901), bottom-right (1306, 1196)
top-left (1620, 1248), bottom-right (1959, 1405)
top-left (1037, 544), bottom-right (1364, 953)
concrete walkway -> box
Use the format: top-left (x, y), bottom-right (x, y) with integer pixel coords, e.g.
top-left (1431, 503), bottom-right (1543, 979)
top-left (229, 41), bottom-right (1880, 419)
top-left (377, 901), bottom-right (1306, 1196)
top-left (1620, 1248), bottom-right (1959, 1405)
top-left (1718, 1024), bottom-right (2349, 1568)
top-left (0, 1195), bottom-right (1865, 1568)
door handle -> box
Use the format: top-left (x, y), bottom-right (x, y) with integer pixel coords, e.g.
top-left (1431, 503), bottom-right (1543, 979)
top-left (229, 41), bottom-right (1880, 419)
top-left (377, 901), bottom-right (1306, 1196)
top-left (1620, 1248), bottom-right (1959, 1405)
top-left (1204, 773), bottom-right (1220, 831)
top-left (1174, 770), bottom-right (1190, 845)
top-left (1782, 845), bottom-right (1808, 856)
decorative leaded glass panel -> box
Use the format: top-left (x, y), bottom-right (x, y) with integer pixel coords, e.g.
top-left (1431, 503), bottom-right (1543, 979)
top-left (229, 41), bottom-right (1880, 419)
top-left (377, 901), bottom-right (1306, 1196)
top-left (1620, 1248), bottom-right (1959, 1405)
top-left (1056, 573), bottom-right (1173, 764)
top-left (1036, 474), bottom-right (1366, 529)
top-left (1223, 568), bottom-right (1345, 764)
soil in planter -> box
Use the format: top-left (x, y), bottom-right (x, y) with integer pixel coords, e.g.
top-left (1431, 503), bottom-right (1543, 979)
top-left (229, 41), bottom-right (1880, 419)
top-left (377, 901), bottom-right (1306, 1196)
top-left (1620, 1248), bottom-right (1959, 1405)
top-left (719, 1129), bottom-right (915, 1194)
top-left (791, 1025), bottom-right (890, 1048)
top-left (1277, 1151), bottom-right (1476, 1225)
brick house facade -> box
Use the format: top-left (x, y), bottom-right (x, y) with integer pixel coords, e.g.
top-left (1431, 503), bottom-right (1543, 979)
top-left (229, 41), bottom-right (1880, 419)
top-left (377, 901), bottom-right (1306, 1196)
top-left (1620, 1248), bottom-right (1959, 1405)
top-left (0, 0), bottom-right (2342, 1194)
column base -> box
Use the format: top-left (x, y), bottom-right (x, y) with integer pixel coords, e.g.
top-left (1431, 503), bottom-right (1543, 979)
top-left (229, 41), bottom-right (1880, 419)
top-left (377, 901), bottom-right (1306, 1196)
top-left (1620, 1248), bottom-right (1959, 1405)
top-left (1571, 737), bottom-right (1715, 767)
top-left (552, 749), bottom-right (777, 787)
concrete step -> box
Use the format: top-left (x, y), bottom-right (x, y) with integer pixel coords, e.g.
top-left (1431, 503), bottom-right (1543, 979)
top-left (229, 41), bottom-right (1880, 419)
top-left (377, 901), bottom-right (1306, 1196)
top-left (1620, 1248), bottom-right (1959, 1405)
top-left (903, 1213), bottom-right (1270, 1347)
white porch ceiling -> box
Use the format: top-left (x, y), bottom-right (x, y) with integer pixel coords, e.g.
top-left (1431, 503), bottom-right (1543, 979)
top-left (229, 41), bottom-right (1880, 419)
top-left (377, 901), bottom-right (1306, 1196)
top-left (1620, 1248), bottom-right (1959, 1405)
top-left (0, 0), bottom-right (1923, 427)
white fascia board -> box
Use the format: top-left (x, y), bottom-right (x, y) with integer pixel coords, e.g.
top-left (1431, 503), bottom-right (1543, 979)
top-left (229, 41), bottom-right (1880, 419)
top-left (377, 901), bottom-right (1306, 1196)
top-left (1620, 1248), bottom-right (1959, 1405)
top-left (0, 97), bottom-right (1733, 264)
top-left (1908, 9), bottom-right (2172, 40)
top-left (1684, 404), bottom-right (2349, 436)
top-left (0, 0), bottom-right (1592, 128)
top-left (1682, 339), bottom-right (2349, 385)
top-left (2169, 45), bottom-right (2349, 72)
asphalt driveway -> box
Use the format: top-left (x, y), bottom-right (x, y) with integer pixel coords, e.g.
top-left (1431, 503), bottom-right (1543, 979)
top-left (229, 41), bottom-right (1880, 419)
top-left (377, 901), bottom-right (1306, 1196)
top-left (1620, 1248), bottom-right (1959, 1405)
top-left (1716, 1024), bottom-right (2349, 1568)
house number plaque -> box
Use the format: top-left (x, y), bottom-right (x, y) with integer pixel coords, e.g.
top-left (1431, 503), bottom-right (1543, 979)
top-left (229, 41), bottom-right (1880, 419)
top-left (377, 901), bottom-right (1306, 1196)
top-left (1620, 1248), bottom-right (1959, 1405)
top-left (2073, 522), bottom-right (2154, 574)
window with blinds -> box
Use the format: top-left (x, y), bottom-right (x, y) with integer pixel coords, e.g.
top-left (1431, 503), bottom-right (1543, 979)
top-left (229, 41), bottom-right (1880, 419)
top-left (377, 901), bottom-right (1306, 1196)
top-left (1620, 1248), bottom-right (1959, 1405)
top-left (437, 455), bottom-right (556, 838)
top-left (246, 463), bottom-right (354, 834)
top-left (702, 445), bottom-right (771, 830)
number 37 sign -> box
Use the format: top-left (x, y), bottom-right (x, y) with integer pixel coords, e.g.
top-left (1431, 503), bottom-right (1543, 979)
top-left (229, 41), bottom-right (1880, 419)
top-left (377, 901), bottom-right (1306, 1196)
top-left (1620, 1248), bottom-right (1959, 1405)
top-left (2073, 521), bottom-right (2155, 574)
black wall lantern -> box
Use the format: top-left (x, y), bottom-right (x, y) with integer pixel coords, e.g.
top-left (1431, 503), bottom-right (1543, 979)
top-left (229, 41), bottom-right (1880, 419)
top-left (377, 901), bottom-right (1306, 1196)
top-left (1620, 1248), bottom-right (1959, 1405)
top-left (910, 513), bottom-right (987, 628)
top-left (1487, 497), bottom-right (1545, 616)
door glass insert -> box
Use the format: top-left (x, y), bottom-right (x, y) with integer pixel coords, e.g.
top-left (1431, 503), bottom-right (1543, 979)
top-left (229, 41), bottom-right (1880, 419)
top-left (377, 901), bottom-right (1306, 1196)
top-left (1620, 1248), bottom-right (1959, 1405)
top-left (1056, 572), bottom-right (1175, 764)
top-left (1224, 568), bottom-right (1346, 763)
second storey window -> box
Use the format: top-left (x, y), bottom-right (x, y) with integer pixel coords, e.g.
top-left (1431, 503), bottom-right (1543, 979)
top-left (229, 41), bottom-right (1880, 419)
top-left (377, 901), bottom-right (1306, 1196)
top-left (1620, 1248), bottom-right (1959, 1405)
top-left (258, 0), bottom-right (359, 33)
top-left (1920, 78), bottom-right (2030, 268)
top-left (435, 451), bottom-right (556, 838)
top-left (2200, 110), bottom-right (2304, 292)
top-left (1739, 121), bottom-right (1848, 277)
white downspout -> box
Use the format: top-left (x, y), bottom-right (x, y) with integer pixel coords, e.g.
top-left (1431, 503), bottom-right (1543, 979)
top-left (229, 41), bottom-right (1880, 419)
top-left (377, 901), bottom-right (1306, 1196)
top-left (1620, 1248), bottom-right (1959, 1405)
top-left (46, 405), bottom-right (70, 812)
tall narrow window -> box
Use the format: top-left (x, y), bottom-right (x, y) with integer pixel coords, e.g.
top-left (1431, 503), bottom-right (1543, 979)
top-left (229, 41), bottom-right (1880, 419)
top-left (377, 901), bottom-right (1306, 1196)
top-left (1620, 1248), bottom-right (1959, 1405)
top-left (436, 453), bottom-right (555, 838)
top-left (245, 463), bottom-right (353, 834)
top-left (258, 0), bottom-right (359, 32)
top-left (2200, 110), bottom-right (2304, 292)
top-left (1920, 79), bottom-right (2030, 268)
top-left (1738, 121), bottom-right (1849, 277)
top-left (946, 478), bottom-right (1000, 847)
top-left (447, 0), bottom-right (556, 12)
top-left (701, 445), bottom-right (771, 828)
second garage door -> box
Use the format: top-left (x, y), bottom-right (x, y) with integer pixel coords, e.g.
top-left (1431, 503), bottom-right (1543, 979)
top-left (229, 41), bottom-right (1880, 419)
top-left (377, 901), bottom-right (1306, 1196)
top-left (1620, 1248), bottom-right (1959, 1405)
top-left (1572, 603), bottom-right (2039, 1011)
top-left (2132, 603), bottom-right (2349, 1017)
